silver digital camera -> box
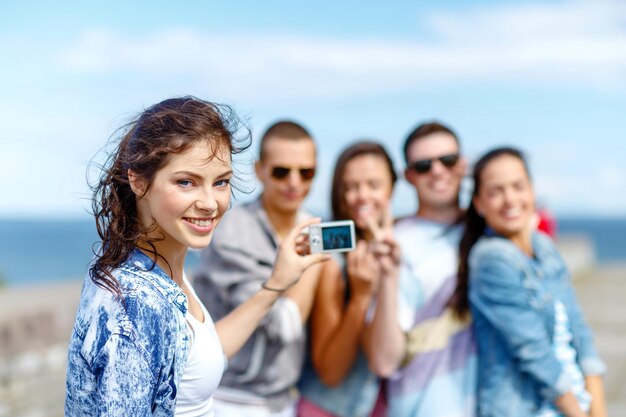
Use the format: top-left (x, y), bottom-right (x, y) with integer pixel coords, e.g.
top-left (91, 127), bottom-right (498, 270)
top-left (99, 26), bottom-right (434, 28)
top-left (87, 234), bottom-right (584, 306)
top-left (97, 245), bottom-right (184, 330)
top-left (309, 220), bottom-right (356, 254)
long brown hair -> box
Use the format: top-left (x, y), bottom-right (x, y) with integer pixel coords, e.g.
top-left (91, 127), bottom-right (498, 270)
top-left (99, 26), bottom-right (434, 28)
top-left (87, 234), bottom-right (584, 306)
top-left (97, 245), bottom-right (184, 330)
top-left (89, 96), bottom-right (250, 298)
top-left (331, 141), bottom-right (397, 239)
top-left (450, 147), bottom-right (529, 317)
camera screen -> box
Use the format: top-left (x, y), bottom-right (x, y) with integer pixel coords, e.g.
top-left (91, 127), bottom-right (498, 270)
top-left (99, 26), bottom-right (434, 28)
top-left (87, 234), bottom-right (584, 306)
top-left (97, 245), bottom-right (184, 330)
top-left (321, 225), bottom-right (353, 250)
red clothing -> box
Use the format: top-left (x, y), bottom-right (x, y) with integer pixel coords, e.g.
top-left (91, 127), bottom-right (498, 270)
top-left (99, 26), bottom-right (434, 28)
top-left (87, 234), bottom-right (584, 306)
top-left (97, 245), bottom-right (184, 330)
top-left (537, 209), bottom-right (557, 238)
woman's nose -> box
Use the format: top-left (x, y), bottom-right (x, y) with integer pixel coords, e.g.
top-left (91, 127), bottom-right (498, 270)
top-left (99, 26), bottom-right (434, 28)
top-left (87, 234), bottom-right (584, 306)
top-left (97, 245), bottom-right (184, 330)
top-left (196, 188), bottom-right (218, 212)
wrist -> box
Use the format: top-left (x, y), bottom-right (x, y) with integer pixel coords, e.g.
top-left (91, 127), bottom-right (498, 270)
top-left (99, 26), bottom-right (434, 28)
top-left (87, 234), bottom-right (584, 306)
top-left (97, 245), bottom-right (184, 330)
top-left (250, 284), bottom-right (283, 310)
top-left (385, 267), bottom-right (400, 280)
top-left (261, 279), bottom-right (298, 293)
top-left (266, 267), bottom-right (299, 291)
top-left (380, 274), bottom-right (398, 289)
top-left (350, 290), bottom-right (373, 306)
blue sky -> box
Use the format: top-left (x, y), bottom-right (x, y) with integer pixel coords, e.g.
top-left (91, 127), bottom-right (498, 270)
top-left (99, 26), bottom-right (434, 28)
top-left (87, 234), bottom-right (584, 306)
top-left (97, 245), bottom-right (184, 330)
top-left (1, 0), bottom-right (625, 219)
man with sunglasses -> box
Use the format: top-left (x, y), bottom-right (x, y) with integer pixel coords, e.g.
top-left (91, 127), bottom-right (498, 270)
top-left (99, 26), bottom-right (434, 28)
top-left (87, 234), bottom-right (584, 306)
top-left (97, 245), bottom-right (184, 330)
top-left (366, 122), bottom-right (478, 417)
top-left (193, 121), bottom-right (321, 417)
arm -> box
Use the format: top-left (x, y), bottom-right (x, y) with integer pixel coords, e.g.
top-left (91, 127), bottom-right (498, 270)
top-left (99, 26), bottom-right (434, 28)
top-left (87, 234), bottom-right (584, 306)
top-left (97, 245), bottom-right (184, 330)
top-left (216, 218), bottom-right (329, 359)
top-left (215, 288), bottom-right (283, 358)
top-left (284, 261), bottom-right (323, 324)
top-left (311, 242), bottom-right (377, 386)
top-left (546, 237), bottom-right (607, 416)
top-left (362, 267), bottom-right (405, 377)
top-left (553, 392), bottom-right (590, 417)
top-left (549, 236), bottom-right (606, 378)
top-left (362, 233), bottom-right (405, 377)
top-left (586, 375), bottom-right (607, 417)
top-left (88, 334), bottom-right (157, 417)
top-left (561, 281), bottom-right (607, 417)
top-left (67, 291), bottom-right (180, 417)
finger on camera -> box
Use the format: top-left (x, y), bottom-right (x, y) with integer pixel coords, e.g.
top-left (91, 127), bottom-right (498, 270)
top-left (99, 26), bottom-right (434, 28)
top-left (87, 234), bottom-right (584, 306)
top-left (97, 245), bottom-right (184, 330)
top-left (295, 243), bottom-right (310, 256)
top-left (304, 253), bottom-right (330, 268)
top-left (295, 233), bottom-right (308, 244)
top-left (288, 217), bottom-right (321, 242)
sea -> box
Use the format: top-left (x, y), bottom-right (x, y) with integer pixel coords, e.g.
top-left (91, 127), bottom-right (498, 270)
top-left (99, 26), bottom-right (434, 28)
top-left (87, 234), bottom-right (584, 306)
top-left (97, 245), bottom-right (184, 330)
top-left (0, 217), bottom-right (625, 287)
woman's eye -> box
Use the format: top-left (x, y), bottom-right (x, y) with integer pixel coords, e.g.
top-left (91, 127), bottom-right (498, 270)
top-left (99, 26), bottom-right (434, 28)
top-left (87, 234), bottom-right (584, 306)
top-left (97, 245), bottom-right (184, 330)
top-left (177, 179), bottom-right (194, 187)
top-left (215, 178), bottom-right (231, 187)
top-left (369, 180), bottom-right (382, 190)
top-left (485, 188), bottom-right (499, 198)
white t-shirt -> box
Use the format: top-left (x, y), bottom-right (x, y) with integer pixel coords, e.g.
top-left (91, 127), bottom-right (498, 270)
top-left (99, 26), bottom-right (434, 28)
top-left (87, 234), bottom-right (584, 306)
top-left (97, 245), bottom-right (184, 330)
top-left (176, 278), bottom-right (227, 417)
top-left (393, 216), bottom-right (461, 331)
top-left (535, 300), bottom-right (591, 417)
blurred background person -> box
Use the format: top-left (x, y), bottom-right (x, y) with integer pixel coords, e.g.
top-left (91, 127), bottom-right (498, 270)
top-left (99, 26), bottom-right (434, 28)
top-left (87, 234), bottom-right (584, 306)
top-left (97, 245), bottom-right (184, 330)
top-left (193, 121), bottom-right (323, 417)
top-left (366, 122), bottom-right (477, 417)
top-left (453, 147), bottom-right (606, 417)
top-left (298, 141), bottom-right (399, 417)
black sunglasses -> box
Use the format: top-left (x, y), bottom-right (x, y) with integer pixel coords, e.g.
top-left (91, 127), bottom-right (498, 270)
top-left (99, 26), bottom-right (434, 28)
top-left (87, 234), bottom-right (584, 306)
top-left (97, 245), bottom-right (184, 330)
top-left (271, 166), bottom-right (316, 181)
top-left (409, 153), bottom-right (460, 174)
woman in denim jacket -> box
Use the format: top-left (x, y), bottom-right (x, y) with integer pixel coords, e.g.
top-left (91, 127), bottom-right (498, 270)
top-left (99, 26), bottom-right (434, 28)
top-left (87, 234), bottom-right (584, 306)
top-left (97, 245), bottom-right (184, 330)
top-left (451, 147), bottom-right (606, 417)
top-left (65, 97), bottom-right (328, 417)
top-left (298, 141), bottom-right (400, 417)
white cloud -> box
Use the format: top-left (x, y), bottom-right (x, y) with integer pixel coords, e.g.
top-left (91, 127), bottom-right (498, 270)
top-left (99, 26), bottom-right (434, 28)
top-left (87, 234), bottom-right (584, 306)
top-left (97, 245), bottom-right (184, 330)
top-left (427, 1), bottom-right (625, 42)
top-left (54, 1), bottom-right (626, 102)
top-left (537, 172), bottom-right (626, 216)
top-left (528, 141), bottom-right (626, 216)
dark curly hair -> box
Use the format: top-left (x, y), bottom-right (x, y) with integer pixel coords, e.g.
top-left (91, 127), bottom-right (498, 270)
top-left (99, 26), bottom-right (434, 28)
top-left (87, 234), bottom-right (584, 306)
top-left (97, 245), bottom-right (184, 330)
top-left (89, 96), bottom-right (250, 298)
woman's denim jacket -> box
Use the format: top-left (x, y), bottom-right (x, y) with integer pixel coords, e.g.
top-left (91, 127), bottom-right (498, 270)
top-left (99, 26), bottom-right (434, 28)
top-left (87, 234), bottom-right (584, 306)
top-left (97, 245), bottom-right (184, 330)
top-left (65, 249), bottom-right (191, 416)
top-left (468, 232), bottom-right (605, 417)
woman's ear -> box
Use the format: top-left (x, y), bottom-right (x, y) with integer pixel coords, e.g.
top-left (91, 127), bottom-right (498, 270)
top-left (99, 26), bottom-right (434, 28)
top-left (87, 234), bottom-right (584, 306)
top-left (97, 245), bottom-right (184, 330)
top-left (128, 170), bottom-right (147, 197)
top-left (255, 159), bottom-right (264, 181)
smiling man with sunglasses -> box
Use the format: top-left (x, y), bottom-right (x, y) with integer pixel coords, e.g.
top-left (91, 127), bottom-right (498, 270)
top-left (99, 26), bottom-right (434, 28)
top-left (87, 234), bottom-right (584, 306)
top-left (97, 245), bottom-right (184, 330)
top-left (366, 122), bottom-right (478, 417)
top-left (403, 123), bottom-right (466, 223)
top-left (194, 121), bottom-right (321, 417)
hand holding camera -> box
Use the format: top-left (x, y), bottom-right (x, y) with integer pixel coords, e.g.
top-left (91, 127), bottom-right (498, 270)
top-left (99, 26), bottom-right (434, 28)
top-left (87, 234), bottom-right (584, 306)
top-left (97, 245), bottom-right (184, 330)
top-left (309, 220), bottom-right (356, 254)
top-left (264, 217), bottom-right (330, 292)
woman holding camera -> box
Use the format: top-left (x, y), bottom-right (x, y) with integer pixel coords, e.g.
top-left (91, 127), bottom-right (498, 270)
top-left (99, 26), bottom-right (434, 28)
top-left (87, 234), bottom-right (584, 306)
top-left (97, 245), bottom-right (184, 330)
top-left (452, 147), bottom-right (606, 417)
top-left (298, 141), bottom-right (400, 417)
top-left (65, 97), bottom-right (328, 417)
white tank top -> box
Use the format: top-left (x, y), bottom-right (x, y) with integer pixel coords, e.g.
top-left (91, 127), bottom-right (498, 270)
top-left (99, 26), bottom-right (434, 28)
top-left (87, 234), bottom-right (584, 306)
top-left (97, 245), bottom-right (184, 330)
top-left (176, 280), bottom-right (226, 417)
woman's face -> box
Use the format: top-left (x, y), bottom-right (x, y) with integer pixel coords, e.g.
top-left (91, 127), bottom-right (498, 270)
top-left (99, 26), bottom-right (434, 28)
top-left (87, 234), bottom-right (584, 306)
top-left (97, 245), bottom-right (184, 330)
top-left (132, 141), bottom-right (232, 255)
top-left (473, 154), bottom-right (535, 241)
top-left (342, 154), bottom-right (394, 232)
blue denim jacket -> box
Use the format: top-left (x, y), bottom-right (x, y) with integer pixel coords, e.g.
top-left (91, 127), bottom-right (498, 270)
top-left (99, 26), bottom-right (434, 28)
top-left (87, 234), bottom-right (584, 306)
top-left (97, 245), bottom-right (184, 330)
top-left (65, 249), bottom-right (191, 416)
top-left (469, 232), bottom-right (605, 417)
